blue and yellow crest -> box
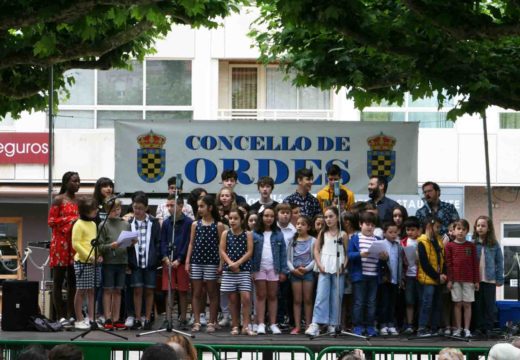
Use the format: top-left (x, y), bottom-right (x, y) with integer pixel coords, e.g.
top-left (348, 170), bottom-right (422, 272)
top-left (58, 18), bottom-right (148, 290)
top-left (367, 133), bottom-right (396, 182)
top-left (137, 130), bottom-right (166, 183)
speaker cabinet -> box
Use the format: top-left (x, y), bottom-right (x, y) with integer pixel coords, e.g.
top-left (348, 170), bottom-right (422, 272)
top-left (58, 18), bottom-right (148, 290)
top-left (1, 280), bottom-right (38, 331)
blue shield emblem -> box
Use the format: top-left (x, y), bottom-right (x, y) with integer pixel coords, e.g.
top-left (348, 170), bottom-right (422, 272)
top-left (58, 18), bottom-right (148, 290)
top-left (367, 150), bottom-right (395, 182)
top-left (137, 148), bottom-right (165, 183)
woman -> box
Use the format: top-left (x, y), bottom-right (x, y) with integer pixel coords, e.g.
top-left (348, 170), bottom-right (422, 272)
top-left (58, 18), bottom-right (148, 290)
top-left (93, 177), bottom-right (114, 224)
top-left (48, 171), bottom-right (80, 326)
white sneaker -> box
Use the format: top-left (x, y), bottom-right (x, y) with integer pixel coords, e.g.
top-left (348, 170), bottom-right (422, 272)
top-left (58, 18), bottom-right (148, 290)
top-left (124, 316), bottom-right (135, 328)
top-left (305, 323), bottom-right (320, 336)
top-left (464, 329), bottom-right (472, 338)
top-left (444, 327), bottom-right (451, 336)
top-left (74, 319), bottom-right (90, 330)
top-left (200, 313), bottom-right (207, 326)
top-left (452, 328), bottom-right (462, 337)
top-left (257, 323), bottom-right (266, 335)
top-left (327, 325), bottom-right (336, 334)
top-left (252, 323), bottom-right (258, 332)
top-left (97, 315), bottom-right (106, 325)
top-left (188, 314), bottom-right (194, 326)
top-left (380, 327), bottom-right (389, 335)
top-left (270, 324), bottom-right (282, 335)
top-left (219, 314), bottom-right (230, 327)
top-left (388, 327), bottom-right (399, 335)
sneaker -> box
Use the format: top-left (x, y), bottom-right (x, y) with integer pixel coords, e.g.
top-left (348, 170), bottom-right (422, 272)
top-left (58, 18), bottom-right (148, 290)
top-left (452, 328), bottom-right (462, 337)
top-left (380, 327), bottom-right (388, 336)
top-left (327, 325), bottom-right (336, 334)
top-left (188, 315), bottom-right (194, 326)
top-left (270, 324), bottom-right (282, 335)
top-left (97, 315), bottom-right (106, 325)
top-left (143, 320), bottom-right (152, 330)
top-left (388, 327), bottom-right (399, 336)
top-left (125, 316), bottom-right (135, 328)
top-left (59, 318), bottom-right (72, 329)
top-left (353, 326), bottom-right (364, 336)
top-left (103, 319), bottom-right (113, 330)
top-left (444, 327), bottom-right (452, 336)
top-left (252, 323), bottom-right (258, 332)
top-left (257, 323), bottom-right (266, 335)
top-left (113, 321), bottom-right (127, 330)
top-left (305, 323), bottom-right (320, 336)
top-left (417, 328), bottom-right (431, 337)
top-left (74, 319), bottom-right (90, 330)
top-left (403, 326), bottom-right (414, 335)
top-left (366, 326), bottom-right (378, 337)
top-left (218, 314), bottom-right (230, 327)
top-left (464, 329), bottom-right (472, 338)
top-left (200, 313), bottom-right (207, 326)
top-left (131, 320), bottom-right (142, 330)
top-left (69, 317), bottom-right (76, 324)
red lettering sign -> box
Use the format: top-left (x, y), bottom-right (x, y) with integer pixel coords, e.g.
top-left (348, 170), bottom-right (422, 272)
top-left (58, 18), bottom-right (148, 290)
top-left (0, 133), bottom-right (49, 164)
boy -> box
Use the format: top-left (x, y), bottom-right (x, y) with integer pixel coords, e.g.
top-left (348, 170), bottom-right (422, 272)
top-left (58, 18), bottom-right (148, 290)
top-left (348, 211), bottom-right (384, 336)
top-left (283, 168), bottom-right (321, 219)
top-left (316, 164), bottom-right (355, 211)
top-left (400, 216), bottom-right (424, 334)
top-left (221, 169), bottom-right (246, 204)
top-left (160, 195), bottom-right (193, 329)
top-left (250, 176), bottom-right (279, 213)
top-left (156, 176), bottom-right (194, 225)
top-left (378, 222), bottom-right (404, 336)
top-left (445, 219), bottom-right (479, 338)
top-left (127, 192), bottom-right (161, 330)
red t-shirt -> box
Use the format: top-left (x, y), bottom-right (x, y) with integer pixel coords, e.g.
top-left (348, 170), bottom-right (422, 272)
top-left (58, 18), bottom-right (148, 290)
top-left (445, 240), bottom-right (479, 283)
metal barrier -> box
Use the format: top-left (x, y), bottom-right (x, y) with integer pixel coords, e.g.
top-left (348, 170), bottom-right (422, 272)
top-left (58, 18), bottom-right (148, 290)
top-left (210, 344), bottom-right (316, 360)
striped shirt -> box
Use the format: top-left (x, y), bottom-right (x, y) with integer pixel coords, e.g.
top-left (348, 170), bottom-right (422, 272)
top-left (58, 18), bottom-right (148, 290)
top-left (359, 234), bottom-right (378, 276)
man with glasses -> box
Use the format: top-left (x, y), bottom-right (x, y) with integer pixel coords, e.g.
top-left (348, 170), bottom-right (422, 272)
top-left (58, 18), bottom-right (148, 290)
top-left (317, 164), bottom-right (355, 212)
top-left (416, 181), bottom-right (459, 237)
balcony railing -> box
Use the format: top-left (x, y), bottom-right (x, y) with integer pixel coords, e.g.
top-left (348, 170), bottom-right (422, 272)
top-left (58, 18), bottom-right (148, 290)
top-left (217, 109), bottom-right (334, 121)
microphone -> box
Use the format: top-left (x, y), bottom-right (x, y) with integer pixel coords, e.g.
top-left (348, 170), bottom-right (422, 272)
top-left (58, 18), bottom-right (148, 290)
top-left (175, 174), bottom-right (183, 191)
top-left (333, 181), bottom-right (340, 197)
top-left (105, 192), bottom-right (126, 204)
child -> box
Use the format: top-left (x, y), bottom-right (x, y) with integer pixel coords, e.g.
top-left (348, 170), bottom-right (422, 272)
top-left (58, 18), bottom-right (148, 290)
top-left (312, 214), bottom-right (324, 237)
top-left (306, 207), bottom-right (348, 336)
top-left (72, 197), bottom-right (99, 330)
top-left (473, 215), bottom-right (504, 336)
top-left (156, 176), bottom-right (194, 225)
top-left (127, 192), bottom-right (161, 330)
top-left (401, 216), bottom-right (423, 334)
top-left (216, 186), bottom-right (236, 225)
top-left (246, 211), bottom-right (258, 232)
top-left (290, 203), bottom-right (301, 227)
top-left (185, 195), bottom-right (225, 333)
top-left (347, 211), bottom-right (383, 337)
top-left (392, 205), bottom-right (408, 239)
top-left (250, 176), bottom-right (279, 213)
top-left (160, 195), bottom-right (193, 329)
top-left (221, 169), bottom-right (246, 204)
top-left (219, 208), bottom-right (255, 335)
top-left (92, 177), bottom-right (114, 224)
top-left (287, 215), bottom-right (315, 334)
top-left (445, 219), bottom-right (479, 338)
top-left (378, 222), bottom-right (404, 336)
top-left (341, 211), bottom-right (358, 331)
top-left (98, 199), bottom-right (131, 330)
top-left (283, 168), bottom-right (321, 219)
top-left (251, 206), bottom-right (288, 335)
top-left (416, 215), bottom-right (447, 337)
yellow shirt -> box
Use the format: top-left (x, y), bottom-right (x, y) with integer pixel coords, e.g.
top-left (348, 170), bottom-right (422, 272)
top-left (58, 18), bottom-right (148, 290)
top-left (72, 219), bottom-right (97, 263)
top-left (316, 184), bottom-right (355, 211)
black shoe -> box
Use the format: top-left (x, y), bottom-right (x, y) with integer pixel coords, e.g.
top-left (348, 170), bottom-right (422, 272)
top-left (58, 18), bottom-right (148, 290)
top-left (179, 319), bottom-right (188, 330)
top-left (143, 320), bottom-right (152, 330)
top-left (131, 320), bottom-right (142, 330)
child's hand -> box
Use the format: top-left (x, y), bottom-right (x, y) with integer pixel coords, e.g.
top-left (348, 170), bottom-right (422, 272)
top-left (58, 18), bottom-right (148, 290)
top-left (110, 242), bottom-right (119, 249)
top-left (475, 283), bottom-right (480, 291)
top-left (97, 256), bottom-right (103, 263)
top-left (379, 251), bottom-right (389, 260)
top-left (217, 265), bottom-right (223, 275)
top-left (318, 264), bottom-right (325, 273)
top-left (229, 263), bottom-right (239, 273)
top-left (446, 280), bottom-right (452, 289)
top-left (360, 252), bottom-right (370, 258)
top-left (279, 273), bottom-right (287, 282)
top-left (185, 262), bottom-right (190, 272)
top-left (172, 260), bottom-right (180, 269)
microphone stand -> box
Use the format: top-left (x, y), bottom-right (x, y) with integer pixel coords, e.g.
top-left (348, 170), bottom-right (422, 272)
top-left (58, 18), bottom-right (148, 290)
top-left (71, 198), bottom-right (128, 341)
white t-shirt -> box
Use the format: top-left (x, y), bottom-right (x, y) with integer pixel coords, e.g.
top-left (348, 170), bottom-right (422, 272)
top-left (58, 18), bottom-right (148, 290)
top-left (278, 222), bottom-right (296, 248)
top-left (260, 231), bottom-right (273, 270)
top-left (405, 238), bottom-right (418, 277)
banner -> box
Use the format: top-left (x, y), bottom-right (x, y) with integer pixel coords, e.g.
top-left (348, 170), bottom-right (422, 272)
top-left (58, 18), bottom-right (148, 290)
top-left (115, 120), bottom-right (418, 194)
top-left (0, 133), bottom-right (49, 164)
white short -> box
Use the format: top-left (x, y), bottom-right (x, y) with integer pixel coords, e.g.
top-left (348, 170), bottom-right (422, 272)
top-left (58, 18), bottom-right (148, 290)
top-left (451, 282), bottom-right (475, 302)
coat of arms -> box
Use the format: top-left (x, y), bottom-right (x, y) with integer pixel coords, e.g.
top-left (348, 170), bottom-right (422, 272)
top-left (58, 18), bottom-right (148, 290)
top-left (137, 130), bottom-right (166, 183)
top-left (367, 133), bottom-right (396, 182)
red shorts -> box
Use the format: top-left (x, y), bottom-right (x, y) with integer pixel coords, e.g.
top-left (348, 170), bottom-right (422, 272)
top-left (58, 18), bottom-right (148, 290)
top-left (162, 264), bottom-right (190, 292)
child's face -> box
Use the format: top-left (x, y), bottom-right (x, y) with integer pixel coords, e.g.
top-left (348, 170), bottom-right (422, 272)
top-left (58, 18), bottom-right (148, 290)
top-left (406, 227), bottom-right (421, 239)
top-left (314, 217), bottom-right (324, 232)
top-left (277, 210), bottom-right (291, 226)
top-left (219, 190), bottom-right (232, 207)
top-left (262, 209), bottom-right (275, 228)
top-left (228, 212), bottom-right (242, 230)
top-left (385, 225), bottom-right (399, 242)
top-left (296, 218), bottom-right (309, 235)
top-left (132, 202), bottom-right (147, 220)
top-left (476, 219), bottom-right (488, 237)
top-left (297, 176), bottom-right (313, 193)
top-left (165, 199), bottom-right (176, 215)
top-left (258, 184), bottom-right (273, 198)
top-left (109, 205), bottom-right (121, 218)
top-left (291, 207), bottom-right (300, 223)
top-left (247, 214), bottom-right (257, 230)
top-left (101, 185), bottom-right (113, 198)
top-left (453, 224), bottom-right (468, 241)
top-left (392, 209), bottom-right (403, 226)
top-left (197, 200), bottom-right (208, 217)
top-left (223, 177), bottom-right (237, 189)
top-left (360, 221), bottom-right (375, 236)
top-left (167, 184), bottom-right (177, 195)
top-left (324, 209), bottom-right (338, 229)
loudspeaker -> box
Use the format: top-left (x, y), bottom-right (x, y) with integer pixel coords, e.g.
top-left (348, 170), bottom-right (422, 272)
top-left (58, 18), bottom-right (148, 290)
top-left (2, 280), bottom-right (38, 331)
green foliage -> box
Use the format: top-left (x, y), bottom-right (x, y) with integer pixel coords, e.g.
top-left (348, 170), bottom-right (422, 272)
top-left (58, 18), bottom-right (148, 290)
top-left (252, 0), bottom-right (520, 120)
top-left (0, 0), bottom-right (245, 119)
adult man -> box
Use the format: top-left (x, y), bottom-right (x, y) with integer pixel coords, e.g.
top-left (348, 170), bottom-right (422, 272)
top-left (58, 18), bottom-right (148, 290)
top-left (316, 164), bottom-right (355, 212)
top-left (367, 175), bottom-right (398, 223)
top-left (283, 168), bottom-right (321, 219)
top-left (416, 181), bottom-right (459, 236)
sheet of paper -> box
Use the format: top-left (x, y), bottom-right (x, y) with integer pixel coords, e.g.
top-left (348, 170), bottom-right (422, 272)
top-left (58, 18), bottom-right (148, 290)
top-left (404, 245), bottom-right (417, 265)
top-left (116, 231), bottom-right (139, 248)
top-left (367, 240), bottom-right (387, 258)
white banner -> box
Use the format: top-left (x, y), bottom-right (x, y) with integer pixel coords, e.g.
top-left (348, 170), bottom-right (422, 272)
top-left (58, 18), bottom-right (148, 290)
top-left (115, 120), bottom-right (418, 194)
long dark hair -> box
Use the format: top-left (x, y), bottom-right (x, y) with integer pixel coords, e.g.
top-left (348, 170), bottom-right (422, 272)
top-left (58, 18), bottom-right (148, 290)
top-left (392, 204), bottom-right (409, 238)
top-left (292, 215), bottom-right (312, 246)
top-left (255, 206), bottom-right (280, 233)
top-left (188, 187), bottom-right (207, 217)
top-left (198, 194), bottom-right (220, 222)
top-left (93, 177), bottom-right (114, 206)
top-left (58, 171), bottom-right (79, 195)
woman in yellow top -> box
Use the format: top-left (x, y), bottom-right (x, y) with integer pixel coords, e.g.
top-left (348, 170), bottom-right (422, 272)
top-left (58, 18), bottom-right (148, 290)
top-left (72, 197), bottom-right (99, 330)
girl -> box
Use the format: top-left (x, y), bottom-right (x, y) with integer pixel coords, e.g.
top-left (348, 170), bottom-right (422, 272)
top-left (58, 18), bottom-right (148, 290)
top-left (246, 211), bottom-right (258, 232)
top-left (252, 206), bottom-right (288, 335)
top-left (185, 195), bottom-right (225, 333)
top-left (341, 211), bottom-right (358, 331)
top-left (473, 216), bottom-right (504, 336)
top-left (187, 188), bottom-right (207, 219)
top-left (392, 205), bottom-right (409, 239)
top-left (216, 187), bottom-right (236, 224)
top-left (48, 171), bottom-right (80, 326)
top-left (72, 197), bottom-right (100, 330)
top-left (306, 206), bottom-right (348, 336)
top-left (312, 214), bottom-right (324, 237)
top-left (219, 208), bottom-right (255, 335)
top-left (93, 177), bottom-right (114, 224)
top-left (287, 215), bottom-right (315, 334)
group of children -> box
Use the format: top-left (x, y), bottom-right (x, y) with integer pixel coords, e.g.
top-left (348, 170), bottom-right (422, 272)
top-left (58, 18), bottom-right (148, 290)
top-left (53, 170), bottom-right (504, 338)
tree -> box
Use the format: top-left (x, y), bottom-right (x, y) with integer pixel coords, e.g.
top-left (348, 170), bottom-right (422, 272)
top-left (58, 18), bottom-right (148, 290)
top-left (252, 0), bottom-right (520, 119)
top-left (0, 0), bottom-right (243, 118)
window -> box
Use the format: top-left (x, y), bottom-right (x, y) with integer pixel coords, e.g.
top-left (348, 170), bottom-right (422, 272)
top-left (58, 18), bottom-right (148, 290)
top-left (501, 222), bottom-right (520, 300)
top-left (146, 60), bottom-right (191, 106)
top-left (54, 110), bottom-right (94, 129)
top-left (97, 111), bottom-right (142, 129)
top-left (60, 69), bottom-right (95, 105)
top-left (232, 67), bottom-right (257, 109)
top-left (98, 62), bottom-right (143, 105)
top-left (499, 113), bottom-right (520, 129)
top-left (145, 111), bottom-right (192, 121)
top-left (360, 112), bottom-right (405, 122)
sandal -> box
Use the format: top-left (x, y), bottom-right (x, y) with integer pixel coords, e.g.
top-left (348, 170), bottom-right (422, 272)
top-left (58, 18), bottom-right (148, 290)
top-left (290, 327), bottom-right (300, 335)
top-left (242, 327), bottom-right (257, 336)
top-left (191, 323), bottom-right (201, 332)
top-left (207, 322), bottom-right (216, 333)
top-left (231, 326), bottom-right (239, 335)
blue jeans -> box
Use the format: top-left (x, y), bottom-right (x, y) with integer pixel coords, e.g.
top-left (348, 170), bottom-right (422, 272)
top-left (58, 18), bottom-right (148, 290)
top-left (418, 284), bottom-right (441, 330)
top-left (312, 273), bottom-right (345, 325)
top-left (352, 276), bottom-right (378, 327)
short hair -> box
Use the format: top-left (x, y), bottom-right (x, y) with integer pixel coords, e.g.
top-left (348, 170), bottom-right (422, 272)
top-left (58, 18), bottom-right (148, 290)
top-left (166, 193), bottom-right (184, 206)
top-left (295, 167), bottom-right (313, 181)
top-left (77, 196), bottom-right (96, 217)
top-left (48, 344), bottom-right (83, 360)
top-left (327, 164), bottom-right (341, 177)
top-left (257, 176), bottom-right (274, 189)
top-left (382, 221), bottom-right (398, 232)
top-left (359, 211), bottom-right (377, 225)
top-left (221, 169), bottom-right (238, 181)
top-left (141, 343), bottom-right (178, 360)
top-left (370, 175), bottom-right (389, 193)
top-left (104, 198), bottom-right (122, 212)
top-left (404, 216), bottom-right (421, 229)
top-left (454, 219), bottom-right (470, 231)
top-left (422, 181), bottom-right (440, 192)
top-left (275, 203), bottom-right (291, 213)
top-left (18, 345), bottom-right (48, 360)
top-left (288, 202), bottom-right (300, 210)
top-left (132, 191), bottom-right (149, 207)
top-left (167, 176), bottom-right (177, 187)
top-left (339, 189), bottom-right (348, 202)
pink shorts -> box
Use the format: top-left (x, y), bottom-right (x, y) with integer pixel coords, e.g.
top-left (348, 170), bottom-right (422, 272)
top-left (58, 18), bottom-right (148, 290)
top-left (253, 268), bottom-right (279, 282)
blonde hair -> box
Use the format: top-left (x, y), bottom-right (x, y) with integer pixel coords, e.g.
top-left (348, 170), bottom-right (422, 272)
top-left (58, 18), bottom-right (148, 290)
top-left (438, 347), bottom-right (463, 360)
top-left (166, 334), bottom-right (197, 360)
